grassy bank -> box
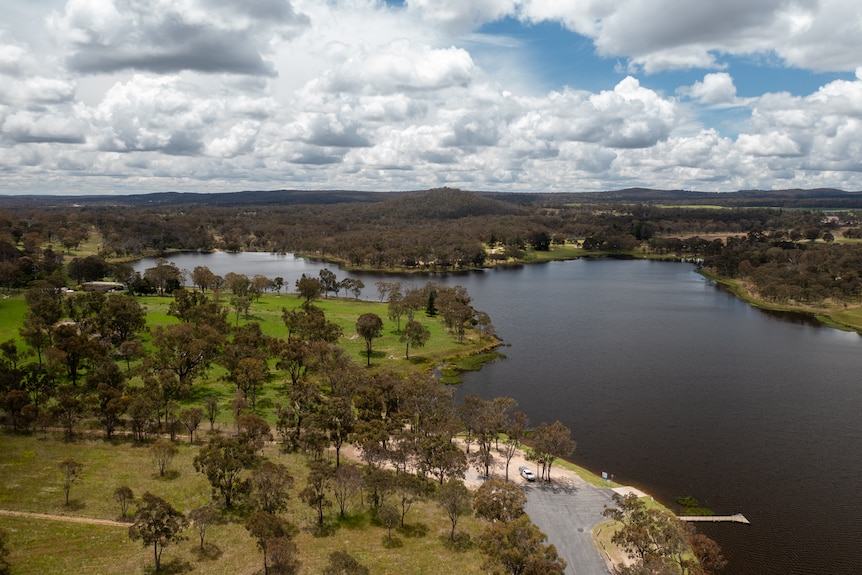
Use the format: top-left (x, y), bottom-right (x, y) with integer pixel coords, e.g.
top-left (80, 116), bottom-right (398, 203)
top-left (698, 270), bottom-right (862, 332)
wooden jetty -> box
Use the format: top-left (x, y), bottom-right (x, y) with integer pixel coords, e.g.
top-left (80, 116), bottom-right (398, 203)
top-left (678, 513), bottom-right (750, 525)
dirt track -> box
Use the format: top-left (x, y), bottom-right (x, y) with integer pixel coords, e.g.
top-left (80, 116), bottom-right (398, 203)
top-left (0, 509), bottom-right (127, 527)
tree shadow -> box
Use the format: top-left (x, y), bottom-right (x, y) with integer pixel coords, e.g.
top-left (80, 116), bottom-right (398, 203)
top-left (155, 469), bottom-right (181, 481)
top-left (221, 504), bottom-right (254, 524)
top-left (105, 435), bottom-right (138, 447)
top-left (190, 543), bottom-right (223, 561)
top-left (336, 512), bottom-right (370, 530)
top-left (440, 532), bottom-right (473, 552)
top-left (398, 523), bottom-right (428, 538)
top-left (255, 398), bottom-right (274, 411)
top-left (308, 522), bottom-right (339, 538)
top-left (144, 557), bottom-right (193, 574)
top-left (382, 536), bottom-right (403, 548)
top-left (64, 499), bottom-right (86, 511)
top-left (355, 350), bottom-right (385, 363)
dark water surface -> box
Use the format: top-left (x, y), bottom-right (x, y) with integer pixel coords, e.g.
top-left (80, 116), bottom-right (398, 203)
top-left (136, 254), bottom-right (862, 575)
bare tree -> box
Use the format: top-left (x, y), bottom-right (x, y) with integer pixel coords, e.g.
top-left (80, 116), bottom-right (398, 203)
top-left (113, 486), bottom-right (134, 520)
top-left (188, 504), bottom-right (220, 551)
top-left (150, 439), bottom-right (179, 477)
top-left (180, 407), bottom-right (204, 443)
top-left (250, 461), bottom-right (294, 515)
top-left (58, 457), bottom-right (83, 506)
top-left (332, 464), bottom-right (363, 519)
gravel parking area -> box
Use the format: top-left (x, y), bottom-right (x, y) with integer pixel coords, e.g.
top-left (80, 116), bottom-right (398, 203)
top-left (459, 442), bottom-right (615, 575)
top-left (523, 478), bottom-right (614, 575)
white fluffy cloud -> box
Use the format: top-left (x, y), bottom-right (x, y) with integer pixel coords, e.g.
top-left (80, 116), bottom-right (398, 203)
top-left (318, 40), bottom-right (475, 95)
top-left (518, 0), bottom-right (861, 74)
top-left (680, 73), bottom-right (738, 105)
top-left (50, 0), bottom-right (309, 76)
top-left (0, 0), bottom-right (862, 194)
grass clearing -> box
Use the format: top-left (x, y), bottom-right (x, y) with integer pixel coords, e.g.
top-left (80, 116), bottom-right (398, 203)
top-left (132, 291), bottom-right (496, 380)
top-left (0, 296), bottom-right (26, 343)
top-left (0, 431), bottom-right (487, 575)
top-left (824, 307), bottom-right (862, 331)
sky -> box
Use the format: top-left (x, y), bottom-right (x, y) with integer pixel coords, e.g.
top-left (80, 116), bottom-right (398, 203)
top-left (1, 0), bottom-right (862, 196)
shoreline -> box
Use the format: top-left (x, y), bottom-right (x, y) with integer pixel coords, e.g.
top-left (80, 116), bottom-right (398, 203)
top-left (127, 247), bottom-right (862, 333)
top-left (698, 269), bottom-right (862, 332)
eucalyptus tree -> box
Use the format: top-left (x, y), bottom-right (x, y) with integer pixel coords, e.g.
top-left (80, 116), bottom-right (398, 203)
top-left (149, 321), bottom-right (225, 389)
top-left (355, 313), bottom-right (383, 367)
top-left (339, 277), bottom-right (364, 299)
top-left (318, 268), bottom-right (338, 298)
top-left (250, 461), bottom-right (295, 515)
top-left (144, 260), bottom-right (183, 296)
top-left (295, 274), bottom-right (323, 306)
top-left (300, 460), bottom-right (334, 529)
top-left (194, 435), bottom-right (259, 508)
top-left (532, 420), bottom-right (576, 481)
top-left (401, 319), bottom-right (430, 359)
top-left (245, 511), bottom-right (297, 575)
top-left (191, 265), bottom-right (216, 292)
top-left (478, 515), bottom-right (566, 575)
top-left (437, 478), bottom-right (473, 542)
top-left (129, 492), bottom-right (189, 573)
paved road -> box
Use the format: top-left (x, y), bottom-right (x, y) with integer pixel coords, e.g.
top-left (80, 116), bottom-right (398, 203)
top-left (523, 478), bottom-right (615, 575)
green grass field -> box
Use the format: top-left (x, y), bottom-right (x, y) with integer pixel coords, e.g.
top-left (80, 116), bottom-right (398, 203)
top-left (132, 290), bottom-right (492, 376)
top-left (0, 297), bottom-right (26, 343)
top-left (129, 290), bottom-right (497, 426)
top-left (0, 432), bottom-right (487, 575)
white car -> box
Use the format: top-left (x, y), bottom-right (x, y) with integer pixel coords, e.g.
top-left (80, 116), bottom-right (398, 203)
top-left (519, 466), bottom-right (535, 482)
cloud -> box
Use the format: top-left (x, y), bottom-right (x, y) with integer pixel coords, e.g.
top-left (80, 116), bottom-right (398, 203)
top-left (318, 40), bottom-right (475, 95)
top-left (519, 77), bottom-right (678, 149)
top-left (0, 42), bottom-right (27, 76)
top-left (681, 73), bottom-right (738, 105)
top-left (88, 74), bottom-right (247, 157)
top-left (736, 132), bottom-right (803, 157)
top-left (2, 0), bottom-right (862, 195)
top-left (1, 111), bottom-right (87, 144)
top-left (293, 113), bottom-right (372, 148)
top-left (51, 0), bottom-right (309, 76)
top-left (518, 0), bottom-right (860, 73)
top-left (404, 0), bottom-right (518, 33)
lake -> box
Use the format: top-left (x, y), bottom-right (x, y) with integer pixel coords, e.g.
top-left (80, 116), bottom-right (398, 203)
top-left (135, 253), bottom-right (862, 575)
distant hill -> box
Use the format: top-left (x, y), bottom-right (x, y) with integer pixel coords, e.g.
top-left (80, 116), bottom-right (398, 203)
top-left (2, 186), bottom-right (862, 210)
top-left (371, 188), bottom-right (528, 220)
top-left (482, 187), bottom-right (862, 208)
top-left (0, 189), bottom-right (403, 209)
